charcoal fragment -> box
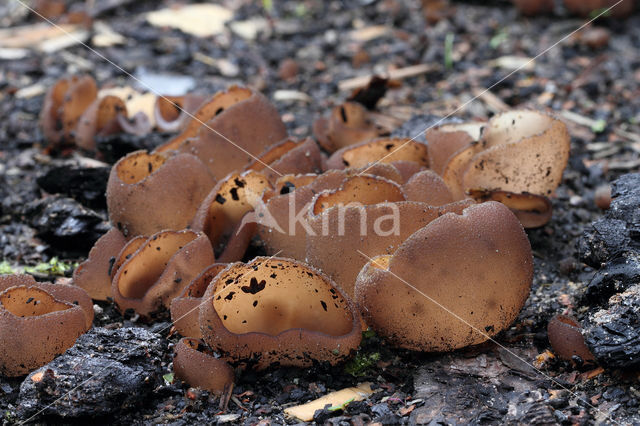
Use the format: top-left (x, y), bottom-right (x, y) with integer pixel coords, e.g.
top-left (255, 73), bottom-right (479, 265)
top-left (17, 327), bottom-right (165, 420)
top-left (584, 285), bottom-right (640, 369)
top-left (37, 165), bottom-right (110, 209)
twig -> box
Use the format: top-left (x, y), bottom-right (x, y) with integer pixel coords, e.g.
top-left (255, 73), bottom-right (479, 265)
top-left (338, 64), bottom-right (438, 91)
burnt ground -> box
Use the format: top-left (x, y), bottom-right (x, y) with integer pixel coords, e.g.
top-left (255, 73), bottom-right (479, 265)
top-left (1, 0), bottom-right (640, 424)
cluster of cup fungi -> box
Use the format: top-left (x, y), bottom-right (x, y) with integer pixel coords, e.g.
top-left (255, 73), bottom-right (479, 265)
top-left (1, 75), bottom-right (588, 396)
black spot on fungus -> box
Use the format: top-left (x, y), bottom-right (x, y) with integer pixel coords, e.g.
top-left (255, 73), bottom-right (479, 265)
top-left (234, 178), bottom-right (245, 188)
top-left (320, 301), bottom-right (327, 311)
top-left (224, 291), bottom-right (235, 301)
top-left (107, 256), bottom-right (116, 276)
top-left (215, 194), bottom-right (226, 204)
top-left (242, 277), bottom-right (266, 294)
top-left (229, 188), bottom-right (240, 201)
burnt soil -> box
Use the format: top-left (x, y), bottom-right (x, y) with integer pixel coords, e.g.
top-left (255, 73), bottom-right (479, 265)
top-left (1, 0), bottom-right (640, 424)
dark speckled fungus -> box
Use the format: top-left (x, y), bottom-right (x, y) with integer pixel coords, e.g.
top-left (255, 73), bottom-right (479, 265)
top-left (155, 86), bottom-right (288, 180)
top-left (0, 274), bottom-right (93, 376)
top-left (199, 257), bottom-right (361, 368)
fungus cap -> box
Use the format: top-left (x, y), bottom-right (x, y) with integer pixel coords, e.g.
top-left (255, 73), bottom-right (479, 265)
top-left (313, 102), bottom-right (383, 152)
top-left (191, 170), bottom-right (272, 262)
top-left (40, 75), bottom-right (97, 145)
top-left (463, 110), bottom-right (570, 197)
top-left (154, 94), bottom-right (207, 133)
top-left (106, 150), bottom-right (215, 237)
top-left (325, 138), bottom-right (429, 171)
top-left (170, 263), bottom-right (228, 338)
top-left (256, 170), bottom-right (349, 260)
top-left (156, 87), bottom-right (287, 180)
top-left (0, 275), bottom-right (93, 376)
top-left (311, 175), bottom-right (406, 215)
top-left (173, 337), bottom-right (234, 395)
top-left (402, 170), bottom-right (454, 206)
top-left (246, 138), bottom-right (323, 184)
top-left (73, 228), bottom-right (127, 301)
top-left (75, 95), bottom-right (127, 151)
top-left (306, 200), bottom-right (474, 298)
top-left (199, 257), bottom-right (361, 368)
top-left (547, 314), bottom-right (595, 363)
top-left (354, 201), bottom-right (533, 351)
top-left (425, 122), bottom-right (482, 175)
top-left (468, 189), bottom-right (552, 228)
top-left (111, 230), bottom-right (215, 317)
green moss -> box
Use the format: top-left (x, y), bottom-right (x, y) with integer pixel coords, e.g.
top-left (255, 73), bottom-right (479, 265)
top-left (344, 352), bottom-right (380, 377)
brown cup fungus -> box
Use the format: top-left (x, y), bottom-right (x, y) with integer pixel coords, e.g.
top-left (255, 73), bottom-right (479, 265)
top-left (154, 94), bottom-right (207, 133)
top-left (455, 110), bottom-right (570, 198)
top-left (0, 275), bottom-right (93, 376)
top-left (191, 171), bottom-right (272, 262)
top-left (40, 75), bottom-right (98, 146)
top-left (73, 227), bottom-right (127, 301)
top-left (111, 230), bottom-right (215, 317)
top-left (75, 95), bottom-right (128, 151)
top-left (424, 122), bottom-right (483, 176)
top-left (173, 337), bottom-right (234, 395)
top-left (246, 138), bottom-right (323, 183)
top-left (199, 257), bottom-right (361, 368)
top-left (354, 202), bottom-right (533, 351)
top-left (256, 170), bottom-right (350, 260)
top-left (313, 102), bottom-right (384, 152)
top-left (155, 86), bottom-right (288, 180)
top-left (170, 263), bottom-right (228, 338)
top-left (325, 138), bottom-right (429, 171)
top-left (468, 189), bottom-right (552, 228)
top-left (547, 314), bottom-right (595, 363)
top-left (402, 170), bottom-right (454, 206)
top-left (106, 150), bottom-right (215, 237)
top-left (306, 200), bottom-right (473, 298)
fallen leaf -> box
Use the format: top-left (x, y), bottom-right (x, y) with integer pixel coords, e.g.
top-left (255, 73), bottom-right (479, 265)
top-left (146, 4), bottom-right (232, 38)
top-left (284, 383), bottom-right (373, 422)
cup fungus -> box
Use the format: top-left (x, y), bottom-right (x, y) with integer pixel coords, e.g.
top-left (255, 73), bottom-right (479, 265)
top-left (199, 257), bottom-right (361, 368)
top-left (306, 200), bottom-right (473, 298)
top-left (402, 170), bottom-right (454, 206)
top-left (0, 275), bottom-right (93, 376)
top-left (170, 263), bottom-right (228, 338)
top-left (256, 170), bottom-right (350, 260)
top-left (111, 230), bottom-right (215, 317)
top-left (354, 202), bottom-right (533, 351)
top-left (424, 122), bottom-right (483, 175)
top-left (456, 110), bottom-right (570, 198)
top-left (74, 95), bottom-right (128, 151)
top-left (325, 138), bottom-right (430, 171)
top-left (468, 189), bottom-right (552, 228)
top-left (40, 74), bottom-right (98, 146)
top-left (154, 94), bottom-right (207, 133)
top-left (106, 150), bottom-right (216, 237)
top-left (313, 102), bottom-right (384, 152)
top-left (73, 227), bottom-right (127, 301)
top-left (246, 138), bottom-right (323, 183)
top-left (173, 337), bottom-right (234, 395)
top-left (155, 86), bottom-right (287, 180)
top-left (311, 175), bottom-right (406, 215)
top-left (547, 314), bottom-right (595, 363)
top-left (191, 170), bottom-right (272, 262)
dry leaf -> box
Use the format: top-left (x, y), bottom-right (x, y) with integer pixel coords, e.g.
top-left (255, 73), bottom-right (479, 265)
top-left (284, 383), bottom-right (373, 421)
top-left (146, 4), bottom-right (232, 38)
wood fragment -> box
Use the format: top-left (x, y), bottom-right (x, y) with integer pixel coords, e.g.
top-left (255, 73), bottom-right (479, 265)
top-left (338, 64), bottom-right (437, 91)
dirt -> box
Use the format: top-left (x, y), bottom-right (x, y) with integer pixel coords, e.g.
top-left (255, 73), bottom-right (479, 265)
top-left (1, 0), bottom-right (640, 424)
